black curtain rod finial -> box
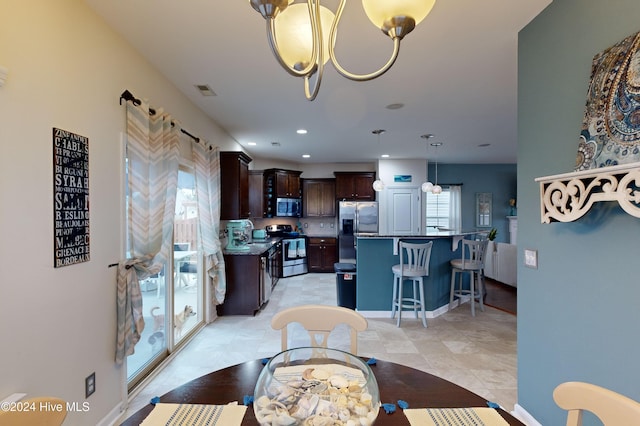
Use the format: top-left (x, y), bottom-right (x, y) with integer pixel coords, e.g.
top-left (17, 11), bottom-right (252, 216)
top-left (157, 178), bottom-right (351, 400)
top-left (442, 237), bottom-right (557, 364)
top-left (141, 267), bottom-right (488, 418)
top-left (119, 89), bottom-right (141, 106)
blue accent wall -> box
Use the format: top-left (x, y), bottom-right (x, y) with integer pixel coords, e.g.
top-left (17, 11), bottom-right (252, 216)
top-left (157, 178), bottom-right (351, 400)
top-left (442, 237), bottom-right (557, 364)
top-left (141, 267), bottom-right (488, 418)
top-left (519, 1), bottom-right (640, 424)
top-left (428, 163), bottom-right (516, 243)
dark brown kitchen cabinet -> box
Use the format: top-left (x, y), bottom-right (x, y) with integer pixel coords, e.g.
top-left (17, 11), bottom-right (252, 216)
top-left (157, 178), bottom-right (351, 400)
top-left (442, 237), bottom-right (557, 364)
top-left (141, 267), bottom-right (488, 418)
top-left (217, 254), bottom-right (261, 315)
top-left (220, 151), bottom-right (252, 219)
top-left (248, 170), bottom-right (264, 218)
top-left (265, 169), bottom-right (302, 198)
top-left (334, 172), bottom-right (376, 201)
top-left (307, 237), bottom-right (337, 272)
top-left (302, 178), bottom-right (336, 217)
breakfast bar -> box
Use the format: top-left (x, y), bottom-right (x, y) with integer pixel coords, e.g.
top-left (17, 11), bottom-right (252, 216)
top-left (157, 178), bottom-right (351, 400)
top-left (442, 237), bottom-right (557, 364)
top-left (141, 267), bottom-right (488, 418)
top-left (355, 230), bottom-right (485, 314)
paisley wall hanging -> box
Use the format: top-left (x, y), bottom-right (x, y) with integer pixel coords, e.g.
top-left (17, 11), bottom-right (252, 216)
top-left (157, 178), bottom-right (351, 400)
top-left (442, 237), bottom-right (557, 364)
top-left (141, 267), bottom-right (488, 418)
top-left (575, 30), bottom-right (640, 171)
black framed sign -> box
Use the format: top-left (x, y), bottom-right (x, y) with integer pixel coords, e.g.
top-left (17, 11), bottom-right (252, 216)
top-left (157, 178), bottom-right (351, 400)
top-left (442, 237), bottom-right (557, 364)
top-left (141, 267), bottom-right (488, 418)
top-left (53, 127), bottom-right (90, 267)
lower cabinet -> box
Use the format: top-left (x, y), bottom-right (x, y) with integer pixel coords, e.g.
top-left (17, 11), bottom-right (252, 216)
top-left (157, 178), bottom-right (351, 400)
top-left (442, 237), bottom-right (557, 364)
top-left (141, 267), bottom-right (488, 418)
top-left (484, 241), bottom-right (517, 287)
top-left (217, 254), bottom-right (261, 315)
top-left (308, 237), bottom-right (337, 273)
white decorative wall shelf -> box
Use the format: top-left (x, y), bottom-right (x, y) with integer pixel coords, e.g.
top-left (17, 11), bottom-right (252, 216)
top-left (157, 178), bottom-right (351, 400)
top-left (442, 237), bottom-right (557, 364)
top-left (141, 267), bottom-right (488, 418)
top-left (535, 162), bottom-right (640, 223)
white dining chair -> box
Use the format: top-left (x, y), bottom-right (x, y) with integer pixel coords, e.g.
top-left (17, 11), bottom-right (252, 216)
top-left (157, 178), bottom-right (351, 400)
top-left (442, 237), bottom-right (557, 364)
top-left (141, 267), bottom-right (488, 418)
top-left (0, 397), bottom-right (67, 425)
top-left (271, 304), bottom-right (368, 355)
top-left (553, 381), bottom-right (640, 425)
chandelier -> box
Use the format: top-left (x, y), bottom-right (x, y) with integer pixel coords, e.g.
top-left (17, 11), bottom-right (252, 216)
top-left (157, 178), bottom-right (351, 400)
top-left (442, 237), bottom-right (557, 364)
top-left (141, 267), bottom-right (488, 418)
top-left (249, 0), bottom-right (437, 100)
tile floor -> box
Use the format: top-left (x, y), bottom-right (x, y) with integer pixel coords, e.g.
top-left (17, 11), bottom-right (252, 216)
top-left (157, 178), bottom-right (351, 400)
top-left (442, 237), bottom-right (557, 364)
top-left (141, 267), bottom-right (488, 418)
top-left (121, 272), bottom-right (517, 423)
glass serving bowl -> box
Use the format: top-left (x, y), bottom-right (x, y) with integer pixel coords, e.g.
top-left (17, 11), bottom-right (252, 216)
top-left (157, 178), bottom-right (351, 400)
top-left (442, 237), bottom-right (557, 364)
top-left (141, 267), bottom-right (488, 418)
top-left (254, 347), bottom-right (380, 425)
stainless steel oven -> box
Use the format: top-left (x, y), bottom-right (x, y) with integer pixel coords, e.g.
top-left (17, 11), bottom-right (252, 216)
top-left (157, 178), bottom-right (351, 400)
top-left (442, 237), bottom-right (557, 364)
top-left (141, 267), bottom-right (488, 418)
top-left (266, 224), bottom-right (308, 278)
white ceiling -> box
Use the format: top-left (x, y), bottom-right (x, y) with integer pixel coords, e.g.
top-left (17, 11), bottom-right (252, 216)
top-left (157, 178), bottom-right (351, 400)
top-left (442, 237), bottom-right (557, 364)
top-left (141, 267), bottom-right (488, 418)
top-left (86, 0), bottom-right (551, 164)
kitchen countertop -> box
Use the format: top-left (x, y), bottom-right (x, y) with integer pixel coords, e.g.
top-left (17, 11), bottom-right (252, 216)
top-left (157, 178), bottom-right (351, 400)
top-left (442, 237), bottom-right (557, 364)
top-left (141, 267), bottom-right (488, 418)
top-left (222, 238), bottom-right (278, 256)
top-left (356, 229), bottom-right (488, 238)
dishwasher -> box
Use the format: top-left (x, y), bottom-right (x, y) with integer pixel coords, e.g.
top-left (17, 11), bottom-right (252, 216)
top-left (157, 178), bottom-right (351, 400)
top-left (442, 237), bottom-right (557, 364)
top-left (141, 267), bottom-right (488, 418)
top-left (260, 244), bottom-right (278, 306)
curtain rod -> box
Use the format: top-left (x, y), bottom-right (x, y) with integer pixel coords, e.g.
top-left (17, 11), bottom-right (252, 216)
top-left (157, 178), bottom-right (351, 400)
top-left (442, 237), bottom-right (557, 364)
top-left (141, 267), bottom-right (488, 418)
top-left (119, 89), bottom-right (203, 145)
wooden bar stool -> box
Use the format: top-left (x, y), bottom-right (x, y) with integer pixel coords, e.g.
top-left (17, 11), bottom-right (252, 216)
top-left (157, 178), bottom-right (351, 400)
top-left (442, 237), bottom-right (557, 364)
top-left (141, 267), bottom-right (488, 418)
top-left (391, 240), bottom-right (433, 327)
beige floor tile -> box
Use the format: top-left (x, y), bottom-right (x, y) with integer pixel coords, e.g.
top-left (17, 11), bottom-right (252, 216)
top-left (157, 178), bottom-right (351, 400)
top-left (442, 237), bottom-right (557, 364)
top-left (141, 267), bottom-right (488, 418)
top-left (121, 272), bottom-right (517, 423)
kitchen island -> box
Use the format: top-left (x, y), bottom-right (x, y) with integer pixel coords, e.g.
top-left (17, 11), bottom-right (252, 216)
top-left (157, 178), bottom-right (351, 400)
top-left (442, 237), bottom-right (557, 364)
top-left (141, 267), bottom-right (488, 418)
top-left (355, 230), bottom-right (486, 315)
top-left (218, 239), bottom-right (280, 316)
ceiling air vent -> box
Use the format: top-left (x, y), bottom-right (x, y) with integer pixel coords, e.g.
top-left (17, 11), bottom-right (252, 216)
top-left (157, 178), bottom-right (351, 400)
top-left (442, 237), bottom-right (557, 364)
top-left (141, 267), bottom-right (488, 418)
top-left (271, 142), bottom-right (281, 147)
top-left (195, 84), bottom-right (216, 96)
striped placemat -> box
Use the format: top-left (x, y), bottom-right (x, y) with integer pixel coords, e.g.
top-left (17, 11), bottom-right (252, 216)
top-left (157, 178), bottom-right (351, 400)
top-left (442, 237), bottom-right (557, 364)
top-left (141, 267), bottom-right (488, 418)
top-left (140, 403), bottom-right (247, 425)
top-left (404, 407), bottom-right (510, 426)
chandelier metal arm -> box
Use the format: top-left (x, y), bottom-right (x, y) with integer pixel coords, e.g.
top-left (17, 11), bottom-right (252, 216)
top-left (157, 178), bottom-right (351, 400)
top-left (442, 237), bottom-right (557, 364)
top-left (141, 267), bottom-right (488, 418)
top-left (328, 0), bottom-right (402, 82)
top-left (266, 17), bottom-right (317, 78)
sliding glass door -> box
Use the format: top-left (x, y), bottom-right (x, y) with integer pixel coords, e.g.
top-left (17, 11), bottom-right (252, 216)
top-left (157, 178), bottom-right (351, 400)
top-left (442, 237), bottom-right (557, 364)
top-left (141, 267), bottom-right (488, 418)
top-left (126, 167), bottom-right (203, 389)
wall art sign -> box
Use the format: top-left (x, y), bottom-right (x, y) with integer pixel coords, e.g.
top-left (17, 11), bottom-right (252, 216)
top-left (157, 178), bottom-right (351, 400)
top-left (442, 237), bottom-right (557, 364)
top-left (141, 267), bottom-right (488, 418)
top-left (53, 127), bottom-right (90, 267)
top-left (575, 30), bottom-right (640, 171)
top-left (393, 175), bottom-right (412, 183)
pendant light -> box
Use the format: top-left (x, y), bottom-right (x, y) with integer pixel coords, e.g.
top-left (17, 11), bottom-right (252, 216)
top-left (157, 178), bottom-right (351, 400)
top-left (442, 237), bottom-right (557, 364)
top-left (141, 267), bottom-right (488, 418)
top-left (372, 129), bottom-right (386, 191)
top-left (421, 134), bottom-right (435, 192)
top-left (431, 142), bottom-right (442, 194)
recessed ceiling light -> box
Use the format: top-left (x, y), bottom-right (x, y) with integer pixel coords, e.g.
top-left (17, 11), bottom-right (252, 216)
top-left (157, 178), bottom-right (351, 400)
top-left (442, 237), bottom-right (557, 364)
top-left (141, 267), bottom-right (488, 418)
top-left (421, 134), bottom-right (435, 139)
top-left (381, 154), bottom-right (390, 158)
top-left (297, 129), bottom-right (308, 134)
top-left (302, 154), bottom-right (311, 158)
top-left (386, 103), bottom-right (404, 110)
top-left (430, 142), bottom-right (443, 147)
top-left (247, 141), bottom-right (257, 146)
top-left (478, 143), bottom-right (491, 147)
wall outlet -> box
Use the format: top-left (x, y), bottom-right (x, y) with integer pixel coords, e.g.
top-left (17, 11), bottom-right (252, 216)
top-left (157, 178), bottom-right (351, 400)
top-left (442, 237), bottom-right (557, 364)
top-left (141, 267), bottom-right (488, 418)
top-left (524, 249), bottom-right (538, 269)
top-left (85, 372), bottom-right (95, 398)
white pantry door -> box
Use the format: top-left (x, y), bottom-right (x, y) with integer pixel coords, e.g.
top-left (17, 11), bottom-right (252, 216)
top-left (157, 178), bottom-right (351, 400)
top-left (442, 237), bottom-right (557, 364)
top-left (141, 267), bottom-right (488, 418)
top-left (387, 187), bottom-right (421, 235)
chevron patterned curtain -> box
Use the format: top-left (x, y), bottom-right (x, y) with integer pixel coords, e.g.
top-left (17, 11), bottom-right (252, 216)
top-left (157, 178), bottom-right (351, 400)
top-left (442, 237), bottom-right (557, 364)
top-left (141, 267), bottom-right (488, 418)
top-left (115, 100), bottom-right (180, 364)
top-left (192, 143), bottom-right (226, 322)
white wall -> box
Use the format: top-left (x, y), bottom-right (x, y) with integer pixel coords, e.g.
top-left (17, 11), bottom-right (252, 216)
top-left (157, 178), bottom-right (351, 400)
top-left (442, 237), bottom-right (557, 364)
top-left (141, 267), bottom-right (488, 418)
top-left (0, 1), bottom-right (240, 424)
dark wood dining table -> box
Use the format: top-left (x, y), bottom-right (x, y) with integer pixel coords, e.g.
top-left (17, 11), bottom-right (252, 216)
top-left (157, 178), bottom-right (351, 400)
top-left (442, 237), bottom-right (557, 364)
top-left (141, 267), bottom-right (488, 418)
top-left (119, 358), bottom-right (524, 425)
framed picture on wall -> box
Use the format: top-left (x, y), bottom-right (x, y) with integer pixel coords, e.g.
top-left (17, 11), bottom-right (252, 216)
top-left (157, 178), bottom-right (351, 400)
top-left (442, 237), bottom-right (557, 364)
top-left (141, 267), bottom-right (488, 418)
top-left (476, 192), bottom-right (492, 227)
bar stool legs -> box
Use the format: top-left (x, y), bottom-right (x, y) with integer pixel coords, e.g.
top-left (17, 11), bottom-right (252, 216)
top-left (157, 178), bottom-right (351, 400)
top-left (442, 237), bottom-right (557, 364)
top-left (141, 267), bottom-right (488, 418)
top-left (450, 268), bottom-right (484, 316)
top-left (392, 275), bottom-right (427, 327)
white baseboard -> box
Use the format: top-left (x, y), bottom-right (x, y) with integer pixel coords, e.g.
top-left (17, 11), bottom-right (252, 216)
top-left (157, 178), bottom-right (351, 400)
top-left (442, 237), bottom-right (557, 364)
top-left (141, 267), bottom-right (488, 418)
top-left (511, 404), bottom-right (542, 426)
top-left (358, 300), bottom-right (457, 320)
top-left (97, 402), bottom-right (124, 426)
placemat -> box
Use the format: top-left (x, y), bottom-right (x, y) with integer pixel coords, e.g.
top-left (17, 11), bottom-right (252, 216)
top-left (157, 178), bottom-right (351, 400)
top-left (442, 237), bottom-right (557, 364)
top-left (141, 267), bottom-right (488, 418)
top-left (140, 402), bottom-right (247, 425)
top-left (404, 407), bottom-right (510, 426)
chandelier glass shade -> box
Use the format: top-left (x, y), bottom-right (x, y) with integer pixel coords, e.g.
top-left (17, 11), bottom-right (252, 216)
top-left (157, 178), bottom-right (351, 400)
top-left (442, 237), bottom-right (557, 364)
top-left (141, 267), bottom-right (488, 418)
top-left (249, 0), bottom-right (436, 100)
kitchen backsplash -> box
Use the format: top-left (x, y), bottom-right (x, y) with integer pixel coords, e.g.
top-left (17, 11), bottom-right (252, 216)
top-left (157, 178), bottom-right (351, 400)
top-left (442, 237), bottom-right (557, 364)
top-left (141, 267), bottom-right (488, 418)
top-left (250, 217), bottom-right (338, 237)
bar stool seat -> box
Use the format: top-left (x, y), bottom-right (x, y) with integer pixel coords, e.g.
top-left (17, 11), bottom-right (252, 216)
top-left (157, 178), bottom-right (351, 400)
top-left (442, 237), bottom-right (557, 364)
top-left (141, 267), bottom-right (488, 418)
top-left (391, 241), bottom-right (433, 327)
top-left (449, 239), bottom-right (488, 316)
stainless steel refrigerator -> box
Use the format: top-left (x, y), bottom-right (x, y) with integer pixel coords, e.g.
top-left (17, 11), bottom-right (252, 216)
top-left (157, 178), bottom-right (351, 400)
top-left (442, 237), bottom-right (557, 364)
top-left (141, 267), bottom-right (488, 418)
top-left (338, 201), bottom-right (379, 263)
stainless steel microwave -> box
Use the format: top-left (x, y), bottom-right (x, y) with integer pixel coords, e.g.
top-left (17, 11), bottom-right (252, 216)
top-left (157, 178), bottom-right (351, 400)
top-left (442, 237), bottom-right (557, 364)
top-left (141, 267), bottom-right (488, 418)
top-left (276, 197), bottom-right (301, 217)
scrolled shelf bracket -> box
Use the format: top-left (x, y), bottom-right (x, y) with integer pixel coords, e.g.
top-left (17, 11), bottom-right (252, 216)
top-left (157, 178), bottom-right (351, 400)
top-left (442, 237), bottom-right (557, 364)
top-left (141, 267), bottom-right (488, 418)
top-left (535, 162), bottom-right (640, 223)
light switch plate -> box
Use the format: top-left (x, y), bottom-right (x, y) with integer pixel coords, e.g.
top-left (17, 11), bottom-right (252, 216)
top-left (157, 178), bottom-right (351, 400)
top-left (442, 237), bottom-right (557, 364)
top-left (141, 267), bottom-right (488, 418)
top-left (524, 249), bottom-right (538, 269)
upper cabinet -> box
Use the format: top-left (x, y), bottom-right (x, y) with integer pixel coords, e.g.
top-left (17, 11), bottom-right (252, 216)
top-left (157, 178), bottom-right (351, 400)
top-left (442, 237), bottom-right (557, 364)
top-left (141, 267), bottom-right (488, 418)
top-left (334, 172), bottom-right (376, 201)
top-left (265, 169), bottom-right (302, 198)
top-left (303, 178), bottom-right (336, 217)
top-left (264, 168), bottom-right (302, 217)
top-left (248, 170), bottom-right (264, 218)
top-left (264, 169), bottom-right (302, 198)
top-left (220, 151), bottom-right (252, 219)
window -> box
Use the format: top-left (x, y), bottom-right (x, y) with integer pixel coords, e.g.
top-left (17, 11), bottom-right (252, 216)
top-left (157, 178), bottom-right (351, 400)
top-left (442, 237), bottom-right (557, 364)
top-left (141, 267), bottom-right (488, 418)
top-left (425, 185), bottom-right (461, 230)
